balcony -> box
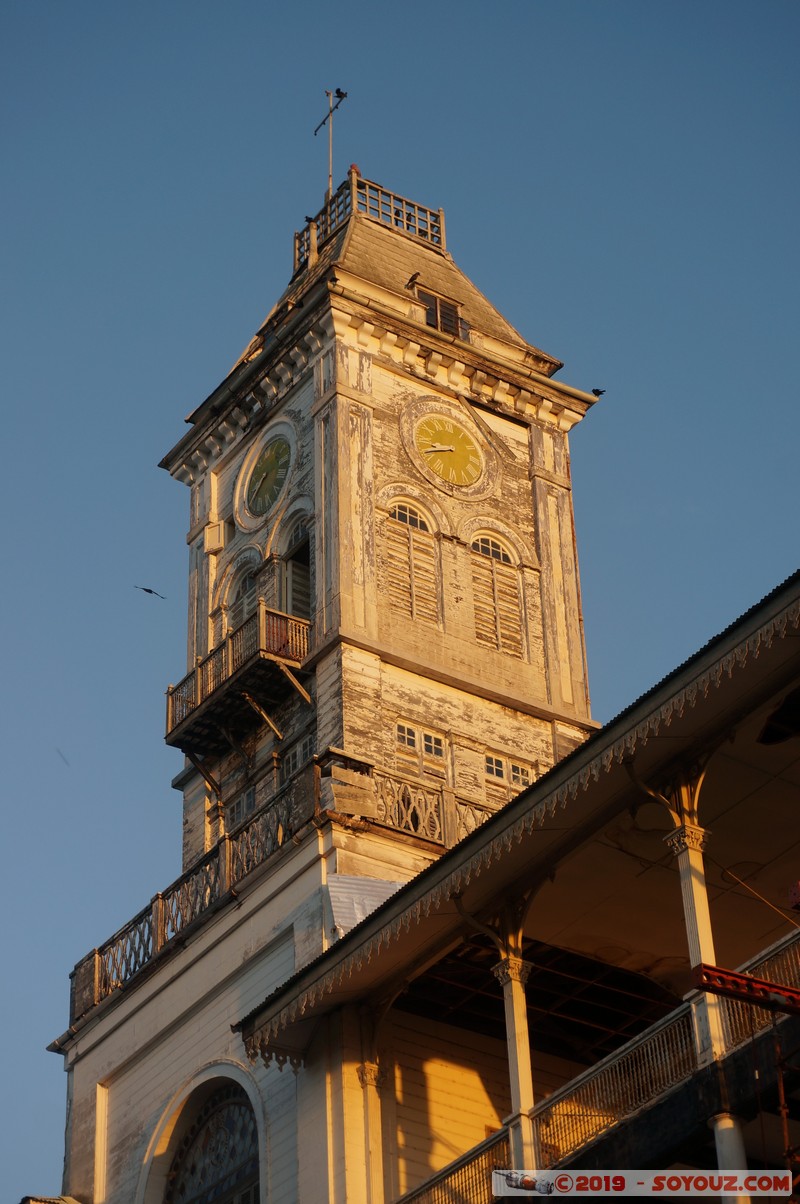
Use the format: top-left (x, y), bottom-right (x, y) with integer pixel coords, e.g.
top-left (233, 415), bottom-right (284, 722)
top-left (398, 930), bottom-right (800, 1201)
top-left (68, 765), bottom-right (317, 1025)
top-left (66, 766), bottom-right (474, 1028)
top-left (166, 602), bottom-right (310, 756)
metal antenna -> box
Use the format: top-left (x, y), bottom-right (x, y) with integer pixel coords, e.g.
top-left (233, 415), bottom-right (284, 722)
top-left (314, 88), bottom-right (348, 202)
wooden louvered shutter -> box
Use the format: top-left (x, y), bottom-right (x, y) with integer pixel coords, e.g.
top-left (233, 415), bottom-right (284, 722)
top-left (471, 554), bottom-right (522, 656)
top-left (409, 530), bottom-right (437, 622)
top-left (494, 560), bottom-right (523, 656)
top-left (387, 523), bottom-right (414, 618)
top-left (285, 559), bottom-right (311, 619)
top-left (386, 522), bottom-right (438, 623)
top-left (472, 553), bottom-right (497, 648)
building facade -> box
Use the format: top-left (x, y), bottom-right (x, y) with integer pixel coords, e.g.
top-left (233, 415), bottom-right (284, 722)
top-left (34, 174), bottom-right (800, 1204)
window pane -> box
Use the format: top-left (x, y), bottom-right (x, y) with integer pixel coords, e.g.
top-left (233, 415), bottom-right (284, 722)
top-left (390, 502), bottom-right (429, 532)
top-left (511, 764), bottom-right (530, 787)
top-left (471, 535), bottom-right (512, 564)
top-left (423, 733), bottom-right (443, 758)
top-left (418, 289), bottom-right (438, 328)
top-left (485, 755), bottom-right (504, 778)
top-left (438, 300), bottom-right (459, 336)
top-left (397, 723), bottom-right (417, 749)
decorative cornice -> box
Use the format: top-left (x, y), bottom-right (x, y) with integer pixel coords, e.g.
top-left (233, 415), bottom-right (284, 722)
top-left (240, 586), bottom-right (800, 1064)
top-left (164, 312), bottom-right (335, 484)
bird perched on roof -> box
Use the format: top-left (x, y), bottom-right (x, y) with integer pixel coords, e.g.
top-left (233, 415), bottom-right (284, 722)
top-left (591, 388), bottom-right (606, 397)
top-left (405, 272), bottom-right (421, 290)
top-left (135, 586), bottom-right (166, 599)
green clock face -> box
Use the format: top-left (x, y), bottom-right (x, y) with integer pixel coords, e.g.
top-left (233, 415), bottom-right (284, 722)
top-left (414, 415), bottom-right (483, 486)
top-left (246, 436), bottom-right (292, 516)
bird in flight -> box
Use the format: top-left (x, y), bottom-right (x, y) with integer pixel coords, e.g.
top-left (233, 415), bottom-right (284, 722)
top-left (135, 586), bottom-right (166, 599)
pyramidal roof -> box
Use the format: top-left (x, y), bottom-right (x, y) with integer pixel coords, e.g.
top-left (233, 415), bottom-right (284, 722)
top-left (232, 167), bottom-right (562, 376)
top-left (165, 170), bottom-right (594, 473)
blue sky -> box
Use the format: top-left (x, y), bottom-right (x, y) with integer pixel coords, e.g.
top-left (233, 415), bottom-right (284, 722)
top-left (2, 1), bottom-right (798, 1197)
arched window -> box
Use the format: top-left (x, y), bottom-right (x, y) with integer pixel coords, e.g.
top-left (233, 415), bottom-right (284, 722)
top-left (164, 1083), bottom-right (259, 1204)
top-left (228, 568), bottom-right (259, 631)
top-left (470, 534), bottom-right (523, 656)
top-left (282, 520), bottom-right (311, 619)
top-left (386, 502), bottom-right (438, 624)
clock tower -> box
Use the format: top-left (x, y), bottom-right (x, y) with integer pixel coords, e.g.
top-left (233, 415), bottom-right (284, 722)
top-left (51, 169), bottom-right (600, 1204)
top-left (160, 166), bottom-right (596, 899)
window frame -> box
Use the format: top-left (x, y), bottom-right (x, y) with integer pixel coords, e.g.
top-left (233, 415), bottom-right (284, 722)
top-left (470, 532), bottom-right (524, 657)
top-left (417, 287), bottom-right (465, 338)
top-left (227, 785), bottom-right (256, 829)
top-left (396, 720), bottom-right (446, 776)
top-left (484, 751), bottom-right (534, 794)
top-left (280, 731), bottom-right (315, 785)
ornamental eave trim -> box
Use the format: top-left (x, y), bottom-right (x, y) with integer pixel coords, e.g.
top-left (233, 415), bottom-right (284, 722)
top-left (241, 591), bottom-right (800, 1064)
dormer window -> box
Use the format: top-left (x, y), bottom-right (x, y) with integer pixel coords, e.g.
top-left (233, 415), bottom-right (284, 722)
top-left (417, 288), bottom-right (462, 337)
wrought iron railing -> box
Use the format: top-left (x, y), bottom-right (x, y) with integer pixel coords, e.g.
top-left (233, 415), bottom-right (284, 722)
top-left (720, 928), bottom-right (800, 1050)
top-left (294, 170), bottom-right (446, 270)
top-left (166, 602), bottom-right (310, 734)
top-left (68, 764), bottom-right (496, 1024)
top-left (393, 1127), bottom-right (510, 1204)
top-left (531, 928), bottom-right (800, 1167)
top-left (401, 929), bottom-right (800, 1197)
top-left (532, 1007), bottom-right (696, 1166)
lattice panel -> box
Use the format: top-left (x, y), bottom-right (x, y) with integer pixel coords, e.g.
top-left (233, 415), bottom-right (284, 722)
top-left (456, 800), bottom-right (494, 841)
top-left (231, 612), bottom-right (259, 670)
top-left (199, 645), bottom-right (226, 698)
top-left (162, 856), bottom-right (221, 941)
top-left (98, 908), bottom-right (154, 996)
top-left (375, 775), bottom-right (443, 843)
top-left (170, 675), bottom-right (196, 725)
top-left (230, 795), bottom-right (293, 885)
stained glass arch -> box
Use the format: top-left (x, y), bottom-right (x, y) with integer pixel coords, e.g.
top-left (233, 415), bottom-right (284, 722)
top-left (164, 1083), bottom-right (260, 1204)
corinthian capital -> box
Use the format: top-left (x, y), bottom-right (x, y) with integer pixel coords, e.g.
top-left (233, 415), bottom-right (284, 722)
top-left (357, 1060), bottom-right (385, 1089)
top-left (491, 956), bottom-right (532, 988)
top-left (664, 823), bottom-right (709, 856)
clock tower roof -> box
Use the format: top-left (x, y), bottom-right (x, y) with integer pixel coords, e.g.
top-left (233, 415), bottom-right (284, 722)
top-left (162, 168), bottom-right (596, 477)
top-left (233, 168), bottom-right (563, 377)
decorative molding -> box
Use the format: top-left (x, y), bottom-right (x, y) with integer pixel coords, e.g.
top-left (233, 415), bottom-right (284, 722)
top-left (166, 315), bottom-right (332, 483)
top-left (357, 1061), bottom-right (385, 1089)
top-left (664, 824), bottom-right (709, 856)
top-left (491, 957), bottom-right (533, 988)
